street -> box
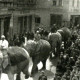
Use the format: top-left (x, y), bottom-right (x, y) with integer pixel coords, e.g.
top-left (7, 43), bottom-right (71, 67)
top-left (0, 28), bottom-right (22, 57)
top-left (0, 57), bottom-right (59, 80)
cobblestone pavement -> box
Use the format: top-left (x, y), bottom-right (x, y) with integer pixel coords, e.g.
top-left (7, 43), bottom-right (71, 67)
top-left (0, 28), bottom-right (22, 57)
top-left (1, 57), bottom-right (59, 80)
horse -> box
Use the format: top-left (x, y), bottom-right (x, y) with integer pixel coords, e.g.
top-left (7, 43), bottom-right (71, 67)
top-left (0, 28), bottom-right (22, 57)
top-left (0, 46), bottom-right (32, 80)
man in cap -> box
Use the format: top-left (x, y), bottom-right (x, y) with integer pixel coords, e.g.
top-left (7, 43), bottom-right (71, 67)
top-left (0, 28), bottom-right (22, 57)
top-left (0, 35), bottom-right (9, 69)
top-left (38, 71), bottom-right (47, 80)
top-left (0, 35), bottom-right (8, 50)
top-left (34, 30), bottom-right (41, 41)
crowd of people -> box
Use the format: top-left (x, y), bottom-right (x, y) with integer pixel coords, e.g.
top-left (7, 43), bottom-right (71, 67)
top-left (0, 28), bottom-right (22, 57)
top-left (54, 29), bottom-right (80, 80)
top-left (10, 26), bottom-right (80, 80)
top-left (0, 25), bottom-right (80, 80)
top-left (8, 28), bottom-right (49, 47)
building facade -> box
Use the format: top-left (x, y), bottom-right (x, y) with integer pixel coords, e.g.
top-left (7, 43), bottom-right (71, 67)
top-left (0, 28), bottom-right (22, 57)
top-left (0, 0), bottom-right (37, 39)
top-left (0, 0), bottom-right (80, 39)
top-left (33, 0), bottom-right (80, 30)
top-left (69, 0), bottom-right (80, 27)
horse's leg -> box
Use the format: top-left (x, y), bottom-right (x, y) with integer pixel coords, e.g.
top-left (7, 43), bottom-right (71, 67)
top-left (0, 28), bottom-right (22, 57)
top-left (31, 57), bottom-right (39, 76)
top-left (7, 72), bottom-right (14, 80)
top-left (0, 52), bottom-right (3, 80)
top-left (56, 45), bottom-right (61, 57)
top-left (16, 72), bottom-right (21, 80)
top-left (0, 58), bottom-right (3, 80)
top-left (50, 49), bottom-right (55, 59)
top-left (0, 69), bottom-right (2, 80)
top-left (64, 41), bottom-right (67, 49)
top-left (42, 59), bottom-right (46, 70)
top-left (22, 64), bottom-right (30, 79)
top-left (31, 62), bottom-right (38, 76)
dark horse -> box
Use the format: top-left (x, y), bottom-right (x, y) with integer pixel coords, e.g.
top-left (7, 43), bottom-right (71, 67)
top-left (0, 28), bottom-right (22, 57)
top-left (57, 27), bottom-right (72, 49)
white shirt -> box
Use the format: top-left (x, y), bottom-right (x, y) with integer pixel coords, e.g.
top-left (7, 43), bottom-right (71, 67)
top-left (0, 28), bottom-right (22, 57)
top-left (23, 37), bottom-right (27, 46)
top-left (0, 39), bottom-right (8, 50)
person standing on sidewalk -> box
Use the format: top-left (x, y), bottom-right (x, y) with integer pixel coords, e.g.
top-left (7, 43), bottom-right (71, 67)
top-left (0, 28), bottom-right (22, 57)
top-left (0, 35), bottom-right (9, 69)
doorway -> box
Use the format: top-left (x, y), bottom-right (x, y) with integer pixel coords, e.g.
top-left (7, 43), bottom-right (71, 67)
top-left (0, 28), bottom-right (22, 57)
top-left (4, 17), bottom-right (10, 40)
top-left (50, 14), bottom-right (62, 28)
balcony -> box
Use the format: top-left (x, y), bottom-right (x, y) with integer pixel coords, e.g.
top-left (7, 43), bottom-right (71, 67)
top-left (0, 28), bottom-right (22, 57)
top-left (0, 0), bottom-right (13, 9)
top-left (0, 0), bottom-right (37, 11)
top-left (0, 0), bottom-right (13, 3)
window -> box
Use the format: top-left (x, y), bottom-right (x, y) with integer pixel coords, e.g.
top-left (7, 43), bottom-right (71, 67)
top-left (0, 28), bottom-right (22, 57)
top-left (50, 14), bottom-right (62, 27)
top-left (35, 17), bottom-right (41, 23)
top-left (53, 0), bottom-right (57, 6)
top-left (27, 0), bottom-right (36, 5)
top-left (72, 0), bottom-right (74, 7)
top-left (72, 0), bottom-right (79, 7)
top-left (18, 0), bottom-right (23, 2)
top-left (4, 2), bottom-right (7, 7)
top-left (59, 0), bottom-right (62, 6)
top-left (77, 0), bottom-right (79, 7)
